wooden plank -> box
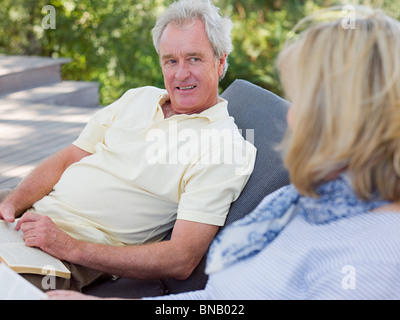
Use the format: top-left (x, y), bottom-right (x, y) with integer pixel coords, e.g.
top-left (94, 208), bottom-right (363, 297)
top-left (0, 81), bottom-right (99, 108)
top-left (0, 123), bottom-right (84, 171)
top-left (0, 120), bottom-right (83, 161)
top-left (0, 100), bottom-right (98, 189)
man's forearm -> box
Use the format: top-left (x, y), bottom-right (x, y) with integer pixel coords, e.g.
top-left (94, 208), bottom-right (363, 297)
top-left (6, 162), bottom-right (64, 216)
top-left (64, 220), bottom-right (219, 280)
top-left (2, 145), bottom-right (90, 218)
top-left (68, 239), bottom-right (198, 280)
top-left (18, 215), bottom-right (218, 282)
top-left (17, 212), bottom-right (199, 280)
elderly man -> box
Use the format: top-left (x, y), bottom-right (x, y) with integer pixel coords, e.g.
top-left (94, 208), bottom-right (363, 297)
top-left (0, 0), bottom-right (256, 292)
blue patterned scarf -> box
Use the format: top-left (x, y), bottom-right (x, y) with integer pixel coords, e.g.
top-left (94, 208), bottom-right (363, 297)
top-left (206, 174), bottom-right (389, 274)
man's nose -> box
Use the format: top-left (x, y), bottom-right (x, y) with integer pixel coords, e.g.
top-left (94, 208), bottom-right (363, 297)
top-left (175, 61), bottom-right (191, 81)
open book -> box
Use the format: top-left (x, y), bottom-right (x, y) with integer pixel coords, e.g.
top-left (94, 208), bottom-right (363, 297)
top-left (0, 220), bottom-right (71, 279)
top-left (0, 262), bottom-right (48, 300)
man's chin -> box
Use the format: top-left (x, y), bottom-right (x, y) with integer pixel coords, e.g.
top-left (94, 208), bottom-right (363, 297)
top-left (170, 98), bottom-right (201, 114)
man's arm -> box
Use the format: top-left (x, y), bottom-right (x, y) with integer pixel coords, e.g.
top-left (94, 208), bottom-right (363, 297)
top-left (17, 215), bottom-right (219, 280)
top-left (0, 145), bottom-right (91, 222)
top-left (74, 219), bottom-right (219, 280)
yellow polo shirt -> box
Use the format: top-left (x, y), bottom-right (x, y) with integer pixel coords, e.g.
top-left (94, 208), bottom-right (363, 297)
top-left (33, 87), bottom-right (256, 246)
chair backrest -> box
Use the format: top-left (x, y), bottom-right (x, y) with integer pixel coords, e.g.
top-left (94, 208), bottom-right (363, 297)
top-left (221, 79), bottom-right (290, 225)
top-left (163, 79), bottom-right (291, 294)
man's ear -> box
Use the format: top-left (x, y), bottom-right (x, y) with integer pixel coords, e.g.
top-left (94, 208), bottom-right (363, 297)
top-left (217, 54), bottom-right (228, 78)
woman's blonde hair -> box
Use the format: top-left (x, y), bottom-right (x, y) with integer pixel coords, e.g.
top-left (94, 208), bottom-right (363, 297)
top-left (277, 6), bottom-right (400, 200)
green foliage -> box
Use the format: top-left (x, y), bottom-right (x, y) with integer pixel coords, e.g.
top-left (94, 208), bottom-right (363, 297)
top-left (0, 0), bottom-right (399, 105)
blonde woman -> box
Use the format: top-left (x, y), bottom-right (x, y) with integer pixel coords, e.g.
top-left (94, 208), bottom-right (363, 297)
top-left (49, 6), bottom-right (400, 300)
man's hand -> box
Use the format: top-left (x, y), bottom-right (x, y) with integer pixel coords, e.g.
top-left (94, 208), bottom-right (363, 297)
top-left (0, 202), bottom-right (16, 223)
top-left (15, 212), bottom-right (77, 260)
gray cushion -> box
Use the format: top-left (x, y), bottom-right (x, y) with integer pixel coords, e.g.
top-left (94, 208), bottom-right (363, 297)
top-left (83, 79), bottom-right (290, 298)
top-left (222, 79), bottom-right (290, 225)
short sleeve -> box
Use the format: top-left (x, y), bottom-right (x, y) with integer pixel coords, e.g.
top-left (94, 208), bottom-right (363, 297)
top-left (72, 94), bottom-right (124, 153)
top-left (177, 140), bottom-right (256, 226)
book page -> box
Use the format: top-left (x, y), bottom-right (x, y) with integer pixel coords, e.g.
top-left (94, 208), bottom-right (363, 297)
top-left (0, 220), bottom-right (71, 278)
top-left (0, 220), bottom-right (24, 244)
top-left (0, 244), bottom-right (70, 275)
top-left (0, 262), bottom-right (48, 300)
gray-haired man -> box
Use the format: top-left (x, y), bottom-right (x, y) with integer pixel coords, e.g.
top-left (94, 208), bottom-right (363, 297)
top-left (0, 0), bottom-right (256, 294)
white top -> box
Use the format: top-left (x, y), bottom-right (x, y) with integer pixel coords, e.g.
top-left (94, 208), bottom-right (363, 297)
top-left (32, 87), bottom-right (256, 246)
top-left (151, 210), bottom-right (400, 300)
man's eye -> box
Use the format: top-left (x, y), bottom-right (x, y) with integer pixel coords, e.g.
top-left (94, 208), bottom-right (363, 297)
top-left (165, 59), bottom-right (177, 65)
top-left (190, 57), bottom-right (200, 62)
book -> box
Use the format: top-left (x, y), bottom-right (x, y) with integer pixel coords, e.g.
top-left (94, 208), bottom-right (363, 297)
top-left (0, 262), bottom-right (48, 300)
top-left (0, 220), bottom-right (71, 279)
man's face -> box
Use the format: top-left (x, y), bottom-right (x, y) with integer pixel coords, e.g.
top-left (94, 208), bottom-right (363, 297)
top-left (159, 19), bottom-right (227, 115)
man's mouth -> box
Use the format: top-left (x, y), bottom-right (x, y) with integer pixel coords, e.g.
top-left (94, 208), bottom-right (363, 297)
top-left (177, 86), bottom-right (197, 91)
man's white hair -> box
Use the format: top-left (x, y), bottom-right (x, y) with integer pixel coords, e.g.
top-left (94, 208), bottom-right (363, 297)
top-left (152, 0), bottom-right (233, 80)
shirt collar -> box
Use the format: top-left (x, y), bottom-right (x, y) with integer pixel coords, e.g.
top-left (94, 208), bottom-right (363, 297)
top-left (157, 93), bottom-right (229, 122)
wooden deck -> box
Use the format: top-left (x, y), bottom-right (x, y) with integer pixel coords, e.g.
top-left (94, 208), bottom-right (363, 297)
top-left (0, 55), bottom-right (100, 189)
top-left (0, 99), bottom-right (97, 189)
